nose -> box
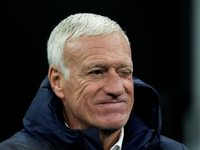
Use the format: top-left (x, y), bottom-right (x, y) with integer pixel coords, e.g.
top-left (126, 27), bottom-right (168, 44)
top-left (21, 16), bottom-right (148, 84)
top-left (103, 71), bottom-right (125, 97)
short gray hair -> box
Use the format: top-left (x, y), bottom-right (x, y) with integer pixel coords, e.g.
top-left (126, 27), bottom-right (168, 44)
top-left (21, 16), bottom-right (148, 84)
top-left (47, 13), bottom-right (129, 79)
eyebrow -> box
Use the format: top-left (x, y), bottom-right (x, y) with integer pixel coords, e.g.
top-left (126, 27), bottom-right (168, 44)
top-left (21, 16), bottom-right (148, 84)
top-left (84, 63), bottom-right (133, 71)
top-left (118, 64), bottom-right (133, 69)
top-left (85, 63), bottom-right (108, 70)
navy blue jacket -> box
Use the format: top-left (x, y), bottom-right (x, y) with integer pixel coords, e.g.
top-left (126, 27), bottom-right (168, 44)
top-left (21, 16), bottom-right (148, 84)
top-left (0, 76), bottom-right (188, 150)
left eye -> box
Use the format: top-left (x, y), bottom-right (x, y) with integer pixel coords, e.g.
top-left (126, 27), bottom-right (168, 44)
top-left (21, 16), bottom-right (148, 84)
top-left (89, 70), bottom-right (103, 75)
top-left (119, 71), bottom-right (132, 77)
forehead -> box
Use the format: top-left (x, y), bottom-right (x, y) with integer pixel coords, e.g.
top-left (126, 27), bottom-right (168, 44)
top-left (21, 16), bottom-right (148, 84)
top-left (63, 32), bottom-right (132, 66)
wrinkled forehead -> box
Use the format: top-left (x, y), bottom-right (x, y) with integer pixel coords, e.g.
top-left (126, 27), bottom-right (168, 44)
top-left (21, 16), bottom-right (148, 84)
top-left (62, 32), bottom-right (132, 70)
top-left (64, 32), bottom-right (131, 57)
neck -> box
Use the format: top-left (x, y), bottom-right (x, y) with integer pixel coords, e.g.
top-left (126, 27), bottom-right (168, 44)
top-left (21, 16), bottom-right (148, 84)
top-left (99, 129), bottom-right (121, 150)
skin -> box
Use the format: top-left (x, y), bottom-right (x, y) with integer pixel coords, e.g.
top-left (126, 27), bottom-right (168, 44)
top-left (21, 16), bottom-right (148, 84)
top-left (48, 32), bottom-right (134, 150)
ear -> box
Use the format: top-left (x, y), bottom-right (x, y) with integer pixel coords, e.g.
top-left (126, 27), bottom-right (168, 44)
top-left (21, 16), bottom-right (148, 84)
top-left (48, 65), bottom-right (65, 99)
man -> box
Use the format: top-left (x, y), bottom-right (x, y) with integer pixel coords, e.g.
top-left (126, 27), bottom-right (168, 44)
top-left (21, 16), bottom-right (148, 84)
top-left (0, 13), bottom-right (187, 150)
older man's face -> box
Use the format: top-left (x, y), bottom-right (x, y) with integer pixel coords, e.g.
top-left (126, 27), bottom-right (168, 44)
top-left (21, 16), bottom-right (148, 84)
top-left (60, 32), bottom-right (134, 131)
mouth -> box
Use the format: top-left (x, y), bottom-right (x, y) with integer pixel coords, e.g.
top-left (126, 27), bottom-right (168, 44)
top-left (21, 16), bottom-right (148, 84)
top-left (94, 95), bottom-right (128, 108)
top-left (93, 94), bottom-right (128, 105)
top-left (98, 101), bottom-right (125, 104)
top-left (95, 101), bottom-right (127, 116)
top-left (96, 101), bottom-right (126, 109)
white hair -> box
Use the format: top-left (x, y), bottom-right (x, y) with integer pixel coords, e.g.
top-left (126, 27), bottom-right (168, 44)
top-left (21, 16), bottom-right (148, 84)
top-left (47, 13), bottom-right (129, 79)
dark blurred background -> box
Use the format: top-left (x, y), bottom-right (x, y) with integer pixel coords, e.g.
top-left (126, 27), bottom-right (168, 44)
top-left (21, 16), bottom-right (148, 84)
top-left (1, 0), bottom-right (199, 149)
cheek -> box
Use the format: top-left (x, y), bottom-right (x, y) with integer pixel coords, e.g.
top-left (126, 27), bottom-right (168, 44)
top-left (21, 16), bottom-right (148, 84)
top-left (63, 78), bottom-right (99, 113)
top-left (124, 79), bottom-right (134, 109)
top-left (77, 82), bottom-right (101, 106)
top-left (64, 76), bottom-right (89, 100)
top-left (123, 77), bottom-right (134, 95)
top-left (69, 81), bottom-right (103, 126)
top-left (75, 81), bottom-right (104, 116)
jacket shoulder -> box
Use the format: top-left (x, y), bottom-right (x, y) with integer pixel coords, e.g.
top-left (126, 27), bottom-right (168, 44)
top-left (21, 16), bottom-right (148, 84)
top-left (158, 136), bottom-right (188, 150)
top-left (0, 130), bottom-right (53, 150)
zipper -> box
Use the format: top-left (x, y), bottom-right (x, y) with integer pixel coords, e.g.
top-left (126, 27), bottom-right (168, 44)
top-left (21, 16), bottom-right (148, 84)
top-left (140, 142), bottom-right (155, 150)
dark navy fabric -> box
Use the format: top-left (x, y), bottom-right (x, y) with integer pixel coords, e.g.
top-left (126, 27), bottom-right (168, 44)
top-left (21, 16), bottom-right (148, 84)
top-left (0, 76), bottom-right (188, 150)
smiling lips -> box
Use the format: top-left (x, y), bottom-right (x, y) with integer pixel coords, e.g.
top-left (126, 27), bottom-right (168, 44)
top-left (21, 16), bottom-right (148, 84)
top-left (95, 98), bottom-right (127, 108)
top-left (96, 96), bottom-right (127, 104)
top-left (98, 100), bottom-right (126, 105)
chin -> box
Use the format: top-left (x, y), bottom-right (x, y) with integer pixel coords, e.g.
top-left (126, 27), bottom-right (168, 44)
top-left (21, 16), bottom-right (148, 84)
top-left (96, 121), bottom-right (125, 136)
top-left (96, 116), bottom-right (127, 132)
